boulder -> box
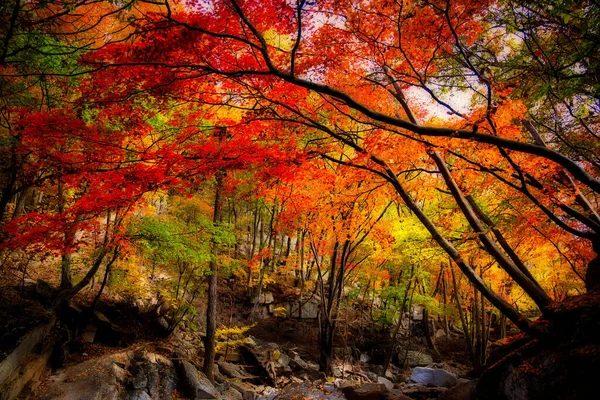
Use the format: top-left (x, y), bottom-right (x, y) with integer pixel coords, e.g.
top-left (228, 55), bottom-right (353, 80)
top-left (377, 376), bottom-right (394, 390)
top-left (342, 383), bottom-right (388, 400)
top-left (178, 360), bottom-right (219, 399)
top-left (217, 360), bottom-right (254, 380)
top-left (229, 380), bottom-right (256, 400)
top-left (129, 390), bottom-right (152, 400)
top-left (285, 300), bottom-right (320, 319)
top-left (398, 350), bottom-right (433, 367)
top-left (410, 367), bottom-right (457, 388)
top-left (221, 387), bottom-right (244, 400)
top-left (359, 353), bottom-right (371, 363)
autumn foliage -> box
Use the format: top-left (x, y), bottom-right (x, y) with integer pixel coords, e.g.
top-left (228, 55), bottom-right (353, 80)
top-left (1, 0), bottom-right (599, 373)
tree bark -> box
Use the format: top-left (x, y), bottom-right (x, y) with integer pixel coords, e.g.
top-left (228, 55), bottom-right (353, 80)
top-left (203, 169), bottom-right (225, 383)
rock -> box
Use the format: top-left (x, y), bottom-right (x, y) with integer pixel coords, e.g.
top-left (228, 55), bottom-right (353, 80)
top-left (387, 389), bottom-right (412, 400)
top-left (410, 367), bottom-right (457, 388)
top-left (277, 352), bottom-right (291, 368)
top-left (129, 390), bottom-right (152, 400)
top-left (82, 324), bottom-right (98, 343)
top-left (130, 363), bottom-right (148, 389)
top-left (377, 376), bottom-right (394, 390)
top-left (366, 371), bottom-right (378, 381)
top-left (324, 382), bottom-right (336, 392)
top-left (411, 305), bottom-right (424, 321)
top-left (439, 379), bottom-right (476, 400)
top-left (36, 351), bottom-right (129, 400)
top-left (217, 361), bottom-right (251, 379)
top-left (398, 350), bottom-right (433, 367)
top-left (0, 315), bottom-right (57, 400)
top-left (229, 380), bottom-right (256, 400)
top-left (179, 360), bottom-right (219, 399)
top-left (221, 387), bottom-right (244, 400)
top-left (155, 356), bottom-right (177, 399)
top-left (263, 292), bottom-right (275, 304)
top-left (342, 383), bottom-right (388, 400)
top-left (360, 353), bottom-right (371, 363)
top-left (143, 360), bottom-right (159, 397)
top-left (285, 299), bottom-right (320, 319)
top-left (223, 350), bottom-right (242, 363)
top-left (401, 383), bottom-right (447, 397)
top-left (156, 316), bottom-right (170, 333)
top-left (217, 381), bottom-right (230, 393)
top-left (111, 363), bottom-right (129, 385)
top-left (435, 329), bottom-right (447, 339)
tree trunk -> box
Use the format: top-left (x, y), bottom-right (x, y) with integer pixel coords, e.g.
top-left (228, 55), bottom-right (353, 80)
top-left (430, 151), bottom-right (552, 313)
top-left (203, 169), bottom-right (225, 383)
top-left (423, 307), bottom-right (441, 359)
top-left (451, 264), bottom-right (474, 362)
top-left (383, 266), bottom-right (415, 374)
top-left (382, 165), bottom-right (538, 336)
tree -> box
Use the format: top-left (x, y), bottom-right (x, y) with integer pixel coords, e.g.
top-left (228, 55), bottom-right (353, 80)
top-left (79, 0), bottom-right (598, 331)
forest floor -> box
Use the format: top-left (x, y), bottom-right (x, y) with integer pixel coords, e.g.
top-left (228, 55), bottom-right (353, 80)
top-left (2, 276), bottom-right (477, 400)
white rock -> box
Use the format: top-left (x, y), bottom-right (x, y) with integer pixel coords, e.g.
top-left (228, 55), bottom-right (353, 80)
top-left (410, 367), bottom-right (457, 388)
top-left (377, 376), bottom-right (394, 390)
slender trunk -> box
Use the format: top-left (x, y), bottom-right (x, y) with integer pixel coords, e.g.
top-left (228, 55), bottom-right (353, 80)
top-left (442, 266), bottom-right (450, 336)
top-left (90, 247), bottom-right (119, 311)
top-left (451, 264), bottom-right (474, 361)
top-left (0, 150), bottom-right (18, 221)
top-left (54, 246), bottom-right (109, 307)
top-left (423, 307), bottom-right (441, 359)
top-left (474, 286), bottom-right (482, 367)
top-left (11, 185), bottom-right (32, 220)
top-left (383, 265), bottom-right (415, 374)
top-left (298, 230), bottom-right (305, 318)
top-left (203, 169), bottom-right (225, 383)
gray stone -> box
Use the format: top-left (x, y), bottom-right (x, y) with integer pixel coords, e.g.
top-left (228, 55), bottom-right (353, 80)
top-left (156, 358), bottom-right (177, 399)
top-left (129, 390), bottom-right (152, 400)
top-left (377, 376), bottom-right (394, 390)
top-left (400, 350), bottom-right (433, 367)
top-left (179, 360), bottom-right (218, 399)
top-left (221, 387), bottom-right (244, 400)
top-left (277, 352), bottom-right (291, 368)
top-left (359, 353), bottom-right (370, 363)
top-left (410, 367), bottom-right (458, 388)
top-left (366, 371), bottom-right (378, 381)
top-left (143, 361), bottom-right (159, 397)
top-left (323, 382), bottom-right (336, 392)
top-left (0, 317), bottom-right (56, 400)
top-left (285, 300), bottom-right (320, 319)
top-left (229, 381), bottom-right (256, 400)
top-left (131, 364), bottom-right (148, 389)
top-left (217, 361), bottom-right (249, 379)
top-left (111, 363), bottom-right (129, 385)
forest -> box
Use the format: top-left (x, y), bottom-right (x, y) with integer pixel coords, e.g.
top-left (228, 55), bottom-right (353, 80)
top-left (0, 0), bottom-right (599, 399)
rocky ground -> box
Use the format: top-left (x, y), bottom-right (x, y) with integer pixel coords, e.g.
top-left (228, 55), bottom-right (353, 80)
top-left (27, 332), bottom-right (474, 400)
top-left (1, 280), bottom-right (476, 400)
